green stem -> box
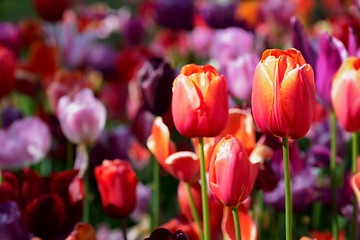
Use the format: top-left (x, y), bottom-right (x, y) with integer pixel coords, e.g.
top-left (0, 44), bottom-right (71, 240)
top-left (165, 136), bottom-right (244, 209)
top-left (151, 156), bottom-right (160, 230)
top-left (121, 218), bottom-right (128, 240)
top-left (282, 138), bottom-right (292, 240)
top-left (186, 182), bottom-right (204, 240)
top-left (66, 140), bottom-right (73, 170)
top-left (232, 206), bottom-right (241, 240)
top-left (199, 137), bottom-right (210, 240)
top-left (83, 169), bottom-right (89, 223)
top-left (330, 111), bottom-right (339, 240)
top-left (352, 132), bottom-right (358, 240)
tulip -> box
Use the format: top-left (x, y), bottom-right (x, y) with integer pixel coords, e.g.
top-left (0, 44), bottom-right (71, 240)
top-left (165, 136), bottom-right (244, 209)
top-left (145, 228), bottom-right (191, 240)
top-left (0, 117), bottom-right (51, 169)
top-left (57, 88), bottom-right (106, 145)
top-left (0, 46), bottom-right (16, 99)
top-left (164, 151), bottom-right (200, 183)
top-left (316, 33), bottom-right (346, 108)
top-left (32, 0), bottom-right (70, 22)
top-left (211, 28), bottom-right (254, 64)
top-left (19, 169), bottom-right (83, 239)
top-left (0, 201), bottom-right (32, 240)
top-left (155, 0), bottom-right (194, 30)
top-left (137, 57), bottom-right (175, 116)
top-left (217, 108), bottom-right (256, 156)
top-left (65, 223), bottom-right (96, 240)
top-left (95, 159), bottom-right (138, 219)
top-left (352, 173), bottom-right (360, 207)
top-left (251, 48), bottom-right (316, 139)
top-left (223, 53), bottom-right (259, 102)
top-left (209, 135), bottom-right (257, 207)
top-left (221, 206), bottom-right (257, 240)
top-left (331, 57), bottom-right (360, 132)
top-left (200, 3), bottom-right (243, 29)
top-left (172, 64), bottom-right (229, 138)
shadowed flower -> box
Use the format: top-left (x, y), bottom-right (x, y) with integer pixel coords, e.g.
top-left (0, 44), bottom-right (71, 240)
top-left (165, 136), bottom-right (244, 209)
top-left (0, 117), bottom-right (51, 169)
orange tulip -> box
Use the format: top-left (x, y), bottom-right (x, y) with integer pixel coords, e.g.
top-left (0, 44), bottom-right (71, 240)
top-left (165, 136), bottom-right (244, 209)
top-left (147, 117), bottom-right (199, 182)
top-left (217, 108), bottom-right (256, 156)
top-left (352, 172), bottom-right (360, 207)
top-left (331, 57), bottom-right (360, 132)
top-left (221, 205), bottom-right (257, 240)
top-left (172, 64), bottom-right (229, 138)
top-left (147, 116), bottom-right (176, 165)
top-left (209, 135), bottom-right (257, 207)
top-left (251, 48), bottom-right (316, 139)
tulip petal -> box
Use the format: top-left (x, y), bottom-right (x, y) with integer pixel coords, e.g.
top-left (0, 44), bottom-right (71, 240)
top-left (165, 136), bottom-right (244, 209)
top-left (222, 206), bottom-right (257, 240)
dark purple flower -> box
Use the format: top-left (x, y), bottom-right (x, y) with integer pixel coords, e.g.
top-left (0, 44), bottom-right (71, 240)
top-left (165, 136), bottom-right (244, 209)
top-left (291, 17), bottom-right (318, 71)
top-left (155, 0), bottom-right (194, 30)
top-left (316, 32), bottom-right (346, 108)
top-left (306, 145), bottom-right (342, 167)
top-left (1, 106), bottom-right (23, 129)
top-left (132, 108), bottom-right (155, 146)
top-left (145, 228), bottom-right (189, 240)
top-left (123, 17), bottom-right (145, 46)
top-left (271, 141), bottom-right (304, 177)
top-left (86, 44), bottom-right (116, 75)
top-left (200, 3), bottom-right (244, 29)
top-left (137, 57), bottom-right (175, 116)
top-left (0, 201), bottom-right (32, 240)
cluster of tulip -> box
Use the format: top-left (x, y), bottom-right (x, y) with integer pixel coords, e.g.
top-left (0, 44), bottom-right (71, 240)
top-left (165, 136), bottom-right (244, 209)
top-left (2, 0), bottom-right (360, 240)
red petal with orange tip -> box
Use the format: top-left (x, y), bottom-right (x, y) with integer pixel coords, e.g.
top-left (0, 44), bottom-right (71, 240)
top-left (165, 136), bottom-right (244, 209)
top-left (165, 151), bottom-right (200, 183)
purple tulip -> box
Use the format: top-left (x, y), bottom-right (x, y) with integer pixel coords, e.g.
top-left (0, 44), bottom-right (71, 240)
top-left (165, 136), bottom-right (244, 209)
top-left (0, 117), bottom-right (51, 169)
top-left (211, 27), bottom-right (254, 64)
top-left (86, 44), bottom-right (116, 74)
top-left (188, 27), bottom-right (214, 57)
top-left (291, 17), bottom-right (318, 71)
top-left (57, 88), bottom-right (107, 145)
top-left (223, 53), bottom-right (259, 101)
top-left (0, 201), bottom-right (32, 240)
top-left (260, 0), bottom-right (295, 27)
top-left (200, 3), bottom-right (244, 29)
top-left (1, 106), bottom-right (23, 129)
top-left (137, 57), bottom-right (175, 116)
top-left (145, 228), bottom-right (189, 240)
top-left (132, 108), bottom-right (155, 146)
top-left (123, 17), bottom-right (145, 46)
top-left (0, 23), bottom-right (21, 54)
top-left (130, 183), bottom-right (152, 223)
top-left (316, 32), bottom-right (346, 108)
top-left (155, 0), bottom-right (194, 30)
top-left (264, 168), bottom-right (318, 211)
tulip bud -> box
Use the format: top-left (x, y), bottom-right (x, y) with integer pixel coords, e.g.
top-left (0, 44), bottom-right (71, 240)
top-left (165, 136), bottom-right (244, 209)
top-left (251, 48), bottom-right (316, 139)
top-left (209, 135), bottom-right (257, 207)
top-left (138, 57), bottom-right (175, 116)
top-left (95, 159), bottom-right (138, 219)
top-left (331, 57), bottom-right (360, 132)
top-left (0, 46), bottom-right (16, 99)
top-left (57, 88), bottom-right (106, 145)
top-left (172, 64), bottom-right (229, 138)
top-left (32, 0), bottom-right (70, 22)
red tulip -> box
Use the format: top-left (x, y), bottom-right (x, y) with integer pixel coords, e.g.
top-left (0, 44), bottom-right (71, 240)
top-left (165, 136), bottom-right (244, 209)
top-left (331, 57), bottom-right (360, 132)
top-left (251, 48), bottom-right (316, 139)
top-left (209, 135), bottom-right (257, 207)
top-left (221, 206), bottom-right (257, 240)
top-left (0, 46), bottom-right (16, 99)
top-left (172, 64), bottom-right (229, 138)
top-left (164, 151), bottom-right (200, 183)
top-left (95, 159), bottom-right (138, 219)
top-left (32, 0), bottom-right (70, 22)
